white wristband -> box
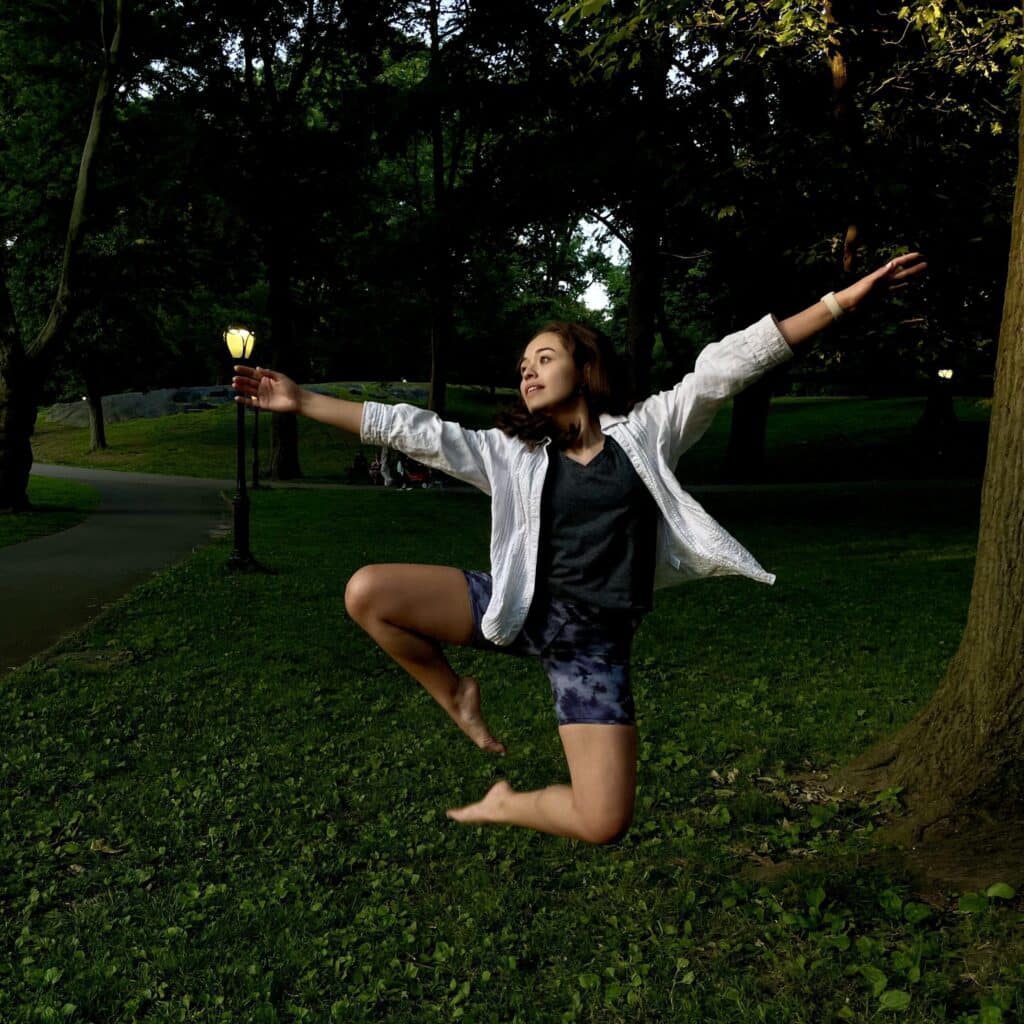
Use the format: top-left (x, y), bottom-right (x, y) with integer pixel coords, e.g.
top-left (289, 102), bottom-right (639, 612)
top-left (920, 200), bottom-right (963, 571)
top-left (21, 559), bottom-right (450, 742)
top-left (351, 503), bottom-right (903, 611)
top-left (820, 291), bottom-right (845, 320)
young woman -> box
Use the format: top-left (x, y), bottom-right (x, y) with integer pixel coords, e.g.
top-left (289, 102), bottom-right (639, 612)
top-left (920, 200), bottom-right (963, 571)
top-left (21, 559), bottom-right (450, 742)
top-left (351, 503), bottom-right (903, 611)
top-left (232, 252), bottom-right (926, 845)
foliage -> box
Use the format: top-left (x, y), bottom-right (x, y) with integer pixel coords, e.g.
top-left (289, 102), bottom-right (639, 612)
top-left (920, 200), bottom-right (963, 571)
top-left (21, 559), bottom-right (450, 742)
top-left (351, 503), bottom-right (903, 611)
top-left (1, 482), bottom-right (1021, 1021)
top-left (1, 0), bottom-right (1017, 411)
top-left (549, 0), bottom-right (1019, 390)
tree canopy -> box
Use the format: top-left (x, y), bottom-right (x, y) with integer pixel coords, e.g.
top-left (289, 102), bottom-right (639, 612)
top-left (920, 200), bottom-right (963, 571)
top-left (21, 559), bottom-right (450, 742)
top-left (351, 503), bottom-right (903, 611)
top-left (0, 0), bottom-right (1019, 500)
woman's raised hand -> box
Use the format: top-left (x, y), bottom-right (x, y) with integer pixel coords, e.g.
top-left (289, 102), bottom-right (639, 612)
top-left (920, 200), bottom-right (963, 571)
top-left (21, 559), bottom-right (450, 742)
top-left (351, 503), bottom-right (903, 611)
top-left (839, 251), bottom-right (928, 312)
top-left (232, 365), bottom-right (302, 414)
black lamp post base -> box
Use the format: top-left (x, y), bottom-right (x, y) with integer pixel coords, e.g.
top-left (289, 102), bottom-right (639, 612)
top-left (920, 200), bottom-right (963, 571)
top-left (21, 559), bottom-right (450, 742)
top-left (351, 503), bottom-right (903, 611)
top-left (225, 490), bottom-right (274, 573)
top-left (226, 550), bottom-right (275, 574)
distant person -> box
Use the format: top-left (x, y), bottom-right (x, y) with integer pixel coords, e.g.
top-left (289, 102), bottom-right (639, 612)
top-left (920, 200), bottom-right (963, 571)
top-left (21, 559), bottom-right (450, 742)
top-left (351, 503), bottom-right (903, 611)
top-left (232, 253), bottom-right (926, 845)
top-left (405, 458), bottom-right (430, 488)
top-left (379, 446), bottom-right (394, 488)
top-left (348, 451), bottom-right (370, 484)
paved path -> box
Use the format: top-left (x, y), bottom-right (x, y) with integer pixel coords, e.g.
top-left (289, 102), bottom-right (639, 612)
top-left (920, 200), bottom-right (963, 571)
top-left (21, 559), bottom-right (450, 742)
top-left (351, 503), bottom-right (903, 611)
top-left (2, 465), bottom-right (981, 677)
top-left (1, 464), bottom-right (234, 675)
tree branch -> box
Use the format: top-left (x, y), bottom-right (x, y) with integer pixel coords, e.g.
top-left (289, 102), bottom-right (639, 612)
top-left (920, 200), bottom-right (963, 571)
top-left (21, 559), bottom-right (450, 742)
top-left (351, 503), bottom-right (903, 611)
top-left (587, 208), bottom-right (632, 251)
top-left (27, 0), bottom-right (124, 362)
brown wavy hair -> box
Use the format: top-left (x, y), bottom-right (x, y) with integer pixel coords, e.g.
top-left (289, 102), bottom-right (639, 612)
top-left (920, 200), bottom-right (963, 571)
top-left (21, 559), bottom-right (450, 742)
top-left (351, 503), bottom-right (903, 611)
top-left (494, 321), bottom-right (632, 451)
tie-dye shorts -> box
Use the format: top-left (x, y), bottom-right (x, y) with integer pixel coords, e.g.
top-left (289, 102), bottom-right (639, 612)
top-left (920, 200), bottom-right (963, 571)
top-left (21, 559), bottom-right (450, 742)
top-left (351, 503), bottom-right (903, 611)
top-left (461, 570), bottom-right (640, 727)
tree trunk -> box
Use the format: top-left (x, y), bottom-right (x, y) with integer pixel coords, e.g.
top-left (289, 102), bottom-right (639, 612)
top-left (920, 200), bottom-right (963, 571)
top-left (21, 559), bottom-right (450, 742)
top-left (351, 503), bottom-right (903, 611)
top-left (626, 209), bottom-right (660, 401)
top-left (267, 177), bottom-right (302, 481)
top-left (726, 374), bottom-right (775, 482)
top-left (0, 349), bottom-right (38, 512)
top-left (86, 373), bottom-right (107, 452)
top-left (832, 93), bottom-right (1024, 849)
top-left (429, 285), bottom-right (454, 418)
top-left (0, 1), bottom-right (122, 509)
top-left (270, 409), bottom-right (301, 480)
top-left (427, 0), bottom-right (450, 419)
top-left (625, 32), bottom-right (669, 402)
top-left (824, 0), bottom-right (865, 274)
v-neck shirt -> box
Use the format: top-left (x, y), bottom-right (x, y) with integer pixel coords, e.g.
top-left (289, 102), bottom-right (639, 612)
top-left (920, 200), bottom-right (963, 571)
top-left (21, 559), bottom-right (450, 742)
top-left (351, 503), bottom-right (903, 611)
top-left (534, 434), bottom-right (659, 613)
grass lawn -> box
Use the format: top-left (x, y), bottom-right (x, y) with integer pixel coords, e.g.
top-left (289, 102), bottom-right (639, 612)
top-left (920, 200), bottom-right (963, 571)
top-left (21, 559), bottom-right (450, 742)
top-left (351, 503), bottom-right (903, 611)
top-left (0, 477), bottom-right (101, 550)
top-left (31, 386), bottom-right (991, 485)
top-left (30, 383), bottom-right (509, 483)
top-left (1, 482), bottom-right (1020, 1022)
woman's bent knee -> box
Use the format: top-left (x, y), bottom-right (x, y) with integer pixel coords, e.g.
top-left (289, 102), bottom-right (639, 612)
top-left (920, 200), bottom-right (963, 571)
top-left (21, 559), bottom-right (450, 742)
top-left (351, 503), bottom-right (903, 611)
top-left (580, 811), bottom-right (633, 846)
top-left (344, 565), bottom-right (381, 622)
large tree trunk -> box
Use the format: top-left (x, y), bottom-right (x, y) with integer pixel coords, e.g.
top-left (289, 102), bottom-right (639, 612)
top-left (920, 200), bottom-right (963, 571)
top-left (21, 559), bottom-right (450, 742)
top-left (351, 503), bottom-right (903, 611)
top-left (268, 216), bottom-right (302, 481)
top-left (723, 63), bottom-right (792, 482)
top-left (86, 370), bottom-right (108, 452)
top-left (825, 0), bottom-right (865, 274)
top-left (626, 208), bottom-right (660, 401)
top-left (831, 93), bottom-right (1024, 852)
top-left (625, 32), bottom-right (670, 401)
top-left (0, 1), bottom-right (123, 511)
top-left (726, 374), bottom-right (774, 481)
top-left (0, 345), bottom-right (39, 512)
top-left (426, 0), bottom-right (451, 419)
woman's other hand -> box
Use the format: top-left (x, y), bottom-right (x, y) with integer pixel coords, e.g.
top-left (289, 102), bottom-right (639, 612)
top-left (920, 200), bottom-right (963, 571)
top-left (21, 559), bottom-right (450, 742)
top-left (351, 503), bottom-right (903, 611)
top-left (837, 251), bottom-right (928, 313)
top-left (232, 365), bottom-right (302, 414)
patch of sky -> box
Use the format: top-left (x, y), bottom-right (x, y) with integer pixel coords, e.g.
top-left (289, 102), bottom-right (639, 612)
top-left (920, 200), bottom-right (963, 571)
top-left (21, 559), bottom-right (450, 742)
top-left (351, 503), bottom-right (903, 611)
top-left (579, 215), bottom-right (627, 312)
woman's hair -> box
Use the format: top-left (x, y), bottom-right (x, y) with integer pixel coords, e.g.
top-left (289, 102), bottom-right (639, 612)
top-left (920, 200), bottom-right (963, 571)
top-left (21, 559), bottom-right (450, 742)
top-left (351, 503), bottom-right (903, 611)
top-left (494, 321), bottom-right (632, 450)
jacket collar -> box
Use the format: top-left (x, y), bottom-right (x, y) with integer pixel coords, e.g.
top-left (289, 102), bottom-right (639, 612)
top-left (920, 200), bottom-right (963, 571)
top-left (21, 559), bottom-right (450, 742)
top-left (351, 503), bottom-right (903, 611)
top-left (538, 411), bottom-right (627, 447)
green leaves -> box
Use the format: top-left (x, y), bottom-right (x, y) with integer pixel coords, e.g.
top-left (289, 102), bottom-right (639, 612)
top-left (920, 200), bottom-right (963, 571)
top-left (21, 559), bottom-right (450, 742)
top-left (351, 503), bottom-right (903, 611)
top-left (879, 988), bottom-right (912, 1010)
top-left (957, 882), bottom-right (1017, 914)
top-left (986, 882), bottom-right (1016, 900)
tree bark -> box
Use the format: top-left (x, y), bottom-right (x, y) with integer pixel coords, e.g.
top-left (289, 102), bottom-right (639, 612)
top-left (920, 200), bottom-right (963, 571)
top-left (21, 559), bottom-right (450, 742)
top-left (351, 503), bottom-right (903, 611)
top-left (0, 0), bottom-right (123, 511)
top-left (0, 342), bottom-right (39, 512)
top-left (626, 208), bottom-right (660, 401)
top-left (85, 364), bottom-right (109, 452)
top-left (87, 385), bottom-right (108, 450)
top-left (832, 92), bottom-right (1024, 846)
top-left (268, 206), bottom-right (302, 481)
top-left (427, 0), bottom-right (451, 419)
top-left (625, 32), bottom-right (670, 401)
top-left (726, 374), bottom-right (774, 481)
top-left (824, 0), bottom-right (864, 274)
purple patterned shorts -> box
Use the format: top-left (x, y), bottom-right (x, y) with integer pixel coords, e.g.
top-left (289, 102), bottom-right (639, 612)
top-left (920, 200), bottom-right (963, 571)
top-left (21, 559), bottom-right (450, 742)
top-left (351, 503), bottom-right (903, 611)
top-left (461, 570), bottom-right (640, 727)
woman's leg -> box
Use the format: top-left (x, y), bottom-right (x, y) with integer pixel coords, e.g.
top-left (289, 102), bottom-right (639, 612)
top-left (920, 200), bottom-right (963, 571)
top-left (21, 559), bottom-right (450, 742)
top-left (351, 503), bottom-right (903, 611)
top-left (446, 723), bottom-right (637, 844)
top-left (344, 563), bottom-right (506, 753)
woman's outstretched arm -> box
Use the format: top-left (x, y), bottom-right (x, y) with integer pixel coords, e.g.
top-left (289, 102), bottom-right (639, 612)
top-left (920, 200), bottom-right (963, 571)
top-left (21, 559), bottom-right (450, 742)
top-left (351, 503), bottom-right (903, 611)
top-left (231, 366), bottom-right (363, 433)
top-left (776, 251), bottom-right (928, 351)
top-left (232, 365), bottom-right (493, 492)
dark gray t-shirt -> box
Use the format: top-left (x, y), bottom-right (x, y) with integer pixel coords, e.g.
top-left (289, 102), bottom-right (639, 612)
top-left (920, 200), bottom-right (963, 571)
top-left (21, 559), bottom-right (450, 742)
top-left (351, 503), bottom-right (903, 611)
top-left (535, 435), bottom-right (659, 612)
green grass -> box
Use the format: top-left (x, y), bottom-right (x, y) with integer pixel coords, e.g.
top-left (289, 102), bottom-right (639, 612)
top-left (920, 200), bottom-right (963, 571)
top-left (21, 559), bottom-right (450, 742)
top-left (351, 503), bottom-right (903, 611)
top-left (0, 476), bottom-right (101, 549)
top-left (31, 387), bottom-right (991, 484)
top-left (2, 483), bottom-right (1021, 1022)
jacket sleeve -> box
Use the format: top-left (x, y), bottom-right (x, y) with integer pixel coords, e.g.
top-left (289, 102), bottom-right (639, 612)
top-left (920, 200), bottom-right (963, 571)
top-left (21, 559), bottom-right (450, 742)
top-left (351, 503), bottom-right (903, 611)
top-left (360, 401), bottom-right (494, 494)
top-left (638, 314), bottom-right (795, 464)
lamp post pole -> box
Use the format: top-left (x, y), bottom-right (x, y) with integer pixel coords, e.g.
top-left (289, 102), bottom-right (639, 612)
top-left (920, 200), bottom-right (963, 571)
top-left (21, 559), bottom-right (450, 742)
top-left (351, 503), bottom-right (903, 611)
top-left (225, 326), bottom-right (263, 572)
top-left (251, 407), bottom-right (261, 489)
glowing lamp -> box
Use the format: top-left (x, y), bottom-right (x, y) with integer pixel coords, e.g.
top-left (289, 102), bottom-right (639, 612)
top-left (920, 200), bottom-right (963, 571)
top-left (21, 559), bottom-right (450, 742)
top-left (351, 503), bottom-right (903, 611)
top-left (224, 327), bottom-right (255, 360)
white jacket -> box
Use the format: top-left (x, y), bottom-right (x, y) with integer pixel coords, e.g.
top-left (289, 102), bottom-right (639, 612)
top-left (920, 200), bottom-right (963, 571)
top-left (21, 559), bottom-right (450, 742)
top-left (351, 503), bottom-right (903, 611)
top-left (360, 313), bottom-right (795, 645)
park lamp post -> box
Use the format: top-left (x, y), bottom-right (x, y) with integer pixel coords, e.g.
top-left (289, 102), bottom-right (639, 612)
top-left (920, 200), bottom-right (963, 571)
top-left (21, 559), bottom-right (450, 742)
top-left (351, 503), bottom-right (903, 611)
top-left (224, 326), bottom-right (262, 571)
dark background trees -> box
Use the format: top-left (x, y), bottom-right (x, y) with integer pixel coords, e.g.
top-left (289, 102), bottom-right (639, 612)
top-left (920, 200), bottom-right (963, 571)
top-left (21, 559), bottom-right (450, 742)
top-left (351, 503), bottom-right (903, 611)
top-left (1, 0), bottom-right (1018, 508)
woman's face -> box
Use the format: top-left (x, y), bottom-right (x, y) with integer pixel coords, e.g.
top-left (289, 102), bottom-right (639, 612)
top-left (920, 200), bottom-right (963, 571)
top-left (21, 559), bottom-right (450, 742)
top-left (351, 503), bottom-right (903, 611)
top-left (519, 332), bottom-right (579, 412)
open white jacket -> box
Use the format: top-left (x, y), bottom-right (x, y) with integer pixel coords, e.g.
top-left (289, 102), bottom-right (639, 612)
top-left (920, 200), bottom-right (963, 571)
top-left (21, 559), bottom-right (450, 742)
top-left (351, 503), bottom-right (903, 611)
top-left (361, 313), bottom-right (795, 645)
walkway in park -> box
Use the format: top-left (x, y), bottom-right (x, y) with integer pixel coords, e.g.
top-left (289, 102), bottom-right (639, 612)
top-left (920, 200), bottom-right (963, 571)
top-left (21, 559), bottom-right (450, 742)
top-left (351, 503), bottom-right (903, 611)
top-left (2, 465), bottom-right (981, 678)
top-left (1, 464), bottom-right (234, 675)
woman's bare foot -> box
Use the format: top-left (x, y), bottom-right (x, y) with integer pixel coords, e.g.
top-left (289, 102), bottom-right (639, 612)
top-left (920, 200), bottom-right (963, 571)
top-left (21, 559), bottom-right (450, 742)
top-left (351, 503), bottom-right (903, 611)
top-left (451, 677), bottom-right (506, 754)
top-left (446, 780), bottom-right (514, 824)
